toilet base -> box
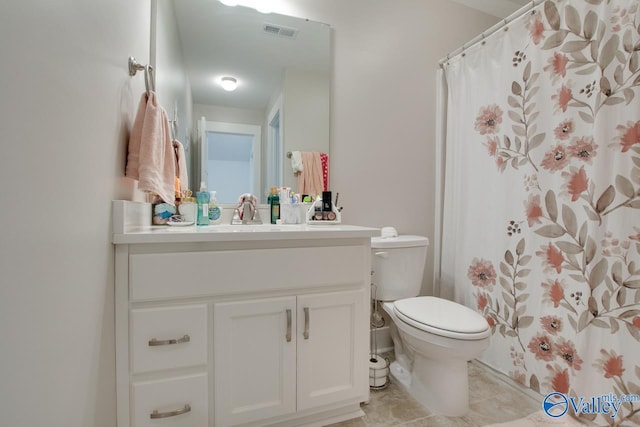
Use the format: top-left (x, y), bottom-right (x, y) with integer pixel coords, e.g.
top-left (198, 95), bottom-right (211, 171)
top-left (389, 357), bottom-right (470, 417)
top-left (389, 360), bottom-right (411, 388)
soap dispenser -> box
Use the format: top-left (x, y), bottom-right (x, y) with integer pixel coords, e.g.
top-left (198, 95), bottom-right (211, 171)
top-left (196, 182), bottom-right (210, 226)
top-left (208, 191), bottom-right (221, 224)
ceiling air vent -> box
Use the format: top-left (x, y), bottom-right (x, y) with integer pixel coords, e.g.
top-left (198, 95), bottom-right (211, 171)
top-left (263, 23), bottom-right (298, 39)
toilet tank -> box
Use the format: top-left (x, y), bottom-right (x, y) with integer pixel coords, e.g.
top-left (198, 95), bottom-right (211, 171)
top-left (371, 235), bottom-right (429, 301)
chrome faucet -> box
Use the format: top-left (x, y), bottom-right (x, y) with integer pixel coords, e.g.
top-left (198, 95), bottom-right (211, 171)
top-left (231, 194), bottom-right (262, 224)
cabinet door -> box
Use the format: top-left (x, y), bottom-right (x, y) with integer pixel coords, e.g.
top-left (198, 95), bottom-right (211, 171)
top-left (297, 289), bottom-right (368, 411)
top-left (214, 297), bottom-right (296, 426)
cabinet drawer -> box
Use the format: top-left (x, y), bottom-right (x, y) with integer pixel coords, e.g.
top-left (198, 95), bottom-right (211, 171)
top-left (130, 245), bottom-right (366, 301)
top-left (131, 373), bottom-right (208, 427)
top-left (131, 305), bottom-right (207, 373)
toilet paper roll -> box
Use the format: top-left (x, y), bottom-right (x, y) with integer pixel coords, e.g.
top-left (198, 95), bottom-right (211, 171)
top-left (369, 356), bottom-right (389, 387)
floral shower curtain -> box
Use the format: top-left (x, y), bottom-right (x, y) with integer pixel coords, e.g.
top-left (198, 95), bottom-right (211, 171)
top-left (439, 0), bottom-right (640, 424)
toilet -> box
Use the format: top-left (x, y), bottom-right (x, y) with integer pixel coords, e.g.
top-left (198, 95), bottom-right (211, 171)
top-left (371, 230), bottom-right (490, 416)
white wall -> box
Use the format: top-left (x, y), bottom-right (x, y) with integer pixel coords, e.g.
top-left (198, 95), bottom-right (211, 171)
top-left (0, 1), bottom-right (149, 426)
top-left (0, 1), bottom-right (497, 425)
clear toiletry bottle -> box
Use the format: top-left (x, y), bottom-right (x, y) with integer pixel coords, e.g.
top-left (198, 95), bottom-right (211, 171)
top-left (196, 182), bottom-right (210, 226)
top-left (208, 191), bottom-right (221, 224)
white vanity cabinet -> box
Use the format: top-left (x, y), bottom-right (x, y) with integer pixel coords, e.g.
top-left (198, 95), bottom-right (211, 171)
top-left (113, 201), bottom-right (376, 427)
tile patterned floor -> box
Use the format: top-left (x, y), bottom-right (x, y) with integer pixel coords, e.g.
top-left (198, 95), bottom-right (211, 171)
top-left (328, 357), bottom-right (545, 427)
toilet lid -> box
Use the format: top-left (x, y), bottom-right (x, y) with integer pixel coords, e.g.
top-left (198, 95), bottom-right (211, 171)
top-left (393, 296), bottom-right (489, 337)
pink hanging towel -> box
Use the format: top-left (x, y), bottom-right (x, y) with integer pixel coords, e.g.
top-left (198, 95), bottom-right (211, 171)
top-left (125, 92), bottom-right (176, 205)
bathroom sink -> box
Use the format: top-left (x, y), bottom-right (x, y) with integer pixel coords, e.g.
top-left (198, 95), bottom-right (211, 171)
top-left (203, 224), bottom-right (309, 232)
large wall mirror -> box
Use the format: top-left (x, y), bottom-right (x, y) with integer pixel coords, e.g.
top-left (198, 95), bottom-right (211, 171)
top-left (153, 0), bottom-right (331, 204)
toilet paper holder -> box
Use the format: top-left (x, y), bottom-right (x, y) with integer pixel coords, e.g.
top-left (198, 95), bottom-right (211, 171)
top-left (369, 283), bottom-right (389, 389)
top-left (369, 353), bottom-right (390, 390)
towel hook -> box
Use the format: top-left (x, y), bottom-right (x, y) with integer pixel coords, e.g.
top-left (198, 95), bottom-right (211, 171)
top-left (128, 56), bottom-right (146, 77)
top-left (128, 56), bottom-right (155, 94)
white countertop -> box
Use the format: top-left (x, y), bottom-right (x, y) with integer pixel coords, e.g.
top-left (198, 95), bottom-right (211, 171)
top-left (113, 223), bottom-right (379, 244)
top-left (112, 200), bottom-right (378, 244)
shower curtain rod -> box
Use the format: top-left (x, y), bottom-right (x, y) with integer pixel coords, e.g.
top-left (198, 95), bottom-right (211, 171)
top-left (438, 0), bottom-right (543, 67)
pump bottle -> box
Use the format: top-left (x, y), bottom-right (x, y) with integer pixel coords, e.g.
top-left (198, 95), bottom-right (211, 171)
top-left (196, 182), bottom-right (210, 226)
top-left (208, 191), bottom-right (221, 224)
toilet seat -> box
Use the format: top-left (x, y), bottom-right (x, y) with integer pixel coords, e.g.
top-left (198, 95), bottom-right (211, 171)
top-left (393, 296), bottom-right (490, 340)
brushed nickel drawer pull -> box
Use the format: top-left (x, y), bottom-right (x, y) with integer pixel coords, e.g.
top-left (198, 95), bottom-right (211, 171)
top-left (286, 309), bottom-right (292, 342)
top-left (150, 404), bottom-right (191, 419)
top-left (148, 334), bottom-right (190, 347)
top-left (303, 307), bottom-right (310, 340)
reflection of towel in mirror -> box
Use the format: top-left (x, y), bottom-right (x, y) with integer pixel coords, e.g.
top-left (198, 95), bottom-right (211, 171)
top-left (320, 152), bottom-right (329, 191)
top-left (173, 139), bottom-right (189, 193)
top-left (125, 92), bottom-right (176, 205)
top-left (291, 151), bottom-right (303, 173)
top-left (297, 152), bottom-right (324, 199)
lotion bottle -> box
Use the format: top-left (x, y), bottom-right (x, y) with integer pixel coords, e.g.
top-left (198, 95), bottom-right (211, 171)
top-left (196, 182), bottom-right (210, 226)
top-left (208, 191), bottom-right (221, 224)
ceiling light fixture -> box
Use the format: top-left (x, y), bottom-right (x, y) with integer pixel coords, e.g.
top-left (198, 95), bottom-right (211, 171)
top-left (220, 76), bottom-right (238, 91)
